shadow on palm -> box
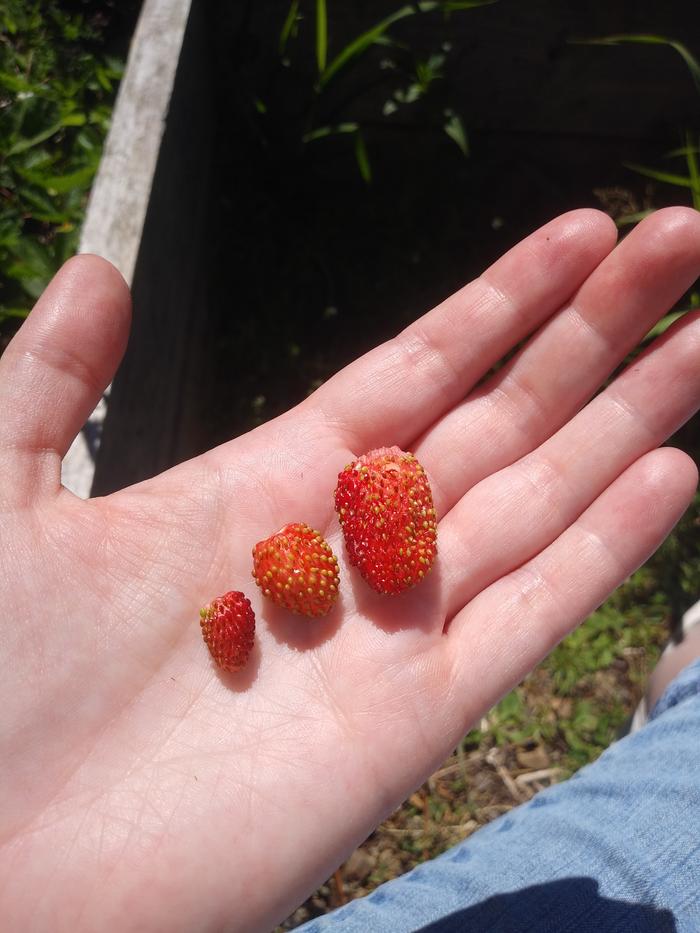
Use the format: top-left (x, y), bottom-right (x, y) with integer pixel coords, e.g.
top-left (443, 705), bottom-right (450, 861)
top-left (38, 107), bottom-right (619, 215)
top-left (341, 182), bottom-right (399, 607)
top-left (346, 561), bottom-right (445, 636)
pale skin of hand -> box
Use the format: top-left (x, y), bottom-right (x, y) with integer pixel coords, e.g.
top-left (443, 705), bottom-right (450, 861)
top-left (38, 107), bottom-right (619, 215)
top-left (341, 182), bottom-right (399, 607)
top-left (1, 208), bottom-right (700, 932)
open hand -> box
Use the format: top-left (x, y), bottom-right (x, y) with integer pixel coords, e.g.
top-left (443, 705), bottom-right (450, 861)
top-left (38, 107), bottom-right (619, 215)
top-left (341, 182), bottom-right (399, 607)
top-left (1, 208), bottom-right (699, 931)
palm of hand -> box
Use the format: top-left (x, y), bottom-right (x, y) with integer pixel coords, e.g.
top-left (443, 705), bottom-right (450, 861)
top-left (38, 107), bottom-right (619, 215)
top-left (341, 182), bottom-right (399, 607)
top-left (1, 209), bottom-right (700, 932)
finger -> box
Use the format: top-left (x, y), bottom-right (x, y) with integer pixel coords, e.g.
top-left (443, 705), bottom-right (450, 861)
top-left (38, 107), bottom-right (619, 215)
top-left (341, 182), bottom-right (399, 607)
top-left (417, 206), bottom-right (700, 517)
top-left (301, 210), bottom-right (617, 451)
top-left (0, 255), bottom-right (131, 498)
top-left (438, 310), bottom-right (700, 619)
top-left (445, 447), bottom-right (698, 721)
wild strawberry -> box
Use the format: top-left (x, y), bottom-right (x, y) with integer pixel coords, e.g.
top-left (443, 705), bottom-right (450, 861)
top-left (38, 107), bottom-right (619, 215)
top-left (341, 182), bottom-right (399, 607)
top-left (334, 446), bottom-right (437, 595)
top-left (199, 591), bottom-right (255, 672)
top-left (252, 522), bottom-right (340, 617)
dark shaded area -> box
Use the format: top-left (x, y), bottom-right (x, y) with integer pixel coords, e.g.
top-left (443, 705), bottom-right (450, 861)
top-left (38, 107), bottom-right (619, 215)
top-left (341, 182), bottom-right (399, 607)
top-left (92, 0), bottom-right (213, 495)
top-left (416, 876), bottom-right (676, 932)
top-left (205, 0), bottom-right (699, 448)
top-left (59, 0), bottom-right (142, 60)
top-left (6, 1), bottom-right (699, 488)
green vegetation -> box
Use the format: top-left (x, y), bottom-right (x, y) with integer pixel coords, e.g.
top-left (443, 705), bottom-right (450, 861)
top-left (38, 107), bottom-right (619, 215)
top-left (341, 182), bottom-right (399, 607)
top-left (251, 0), bottom-right (491, 184)
top-left (578, 34), bottom-right (700, 345)
top-left (468, 494), bottom-right (700, 774)
top-left (0, 1), bottom-right (123, 323)
top-left (582, 35), bottom-right (700, 216)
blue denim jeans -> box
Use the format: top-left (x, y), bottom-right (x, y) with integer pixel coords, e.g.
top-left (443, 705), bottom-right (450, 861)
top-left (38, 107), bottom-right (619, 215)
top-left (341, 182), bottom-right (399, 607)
top-left (298, 657), bottom-right (700, 932)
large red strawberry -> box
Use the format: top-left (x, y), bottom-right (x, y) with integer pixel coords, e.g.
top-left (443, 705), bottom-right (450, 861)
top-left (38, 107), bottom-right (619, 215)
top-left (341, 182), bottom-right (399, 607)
top-left (334, 446), bottom-right (437, 595)
top-left (252, 522), bottom-right (340, 617)
top-left (199, 591), bottom-right (255, 672)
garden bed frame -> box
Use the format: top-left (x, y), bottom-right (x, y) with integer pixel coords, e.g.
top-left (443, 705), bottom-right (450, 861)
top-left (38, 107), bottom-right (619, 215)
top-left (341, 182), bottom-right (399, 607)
top-left (62, 0), bottom-right (212, 497)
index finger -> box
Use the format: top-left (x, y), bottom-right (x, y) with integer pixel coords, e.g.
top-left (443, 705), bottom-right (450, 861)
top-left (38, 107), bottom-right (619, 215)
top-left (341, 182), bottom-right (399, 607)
top-left (300, 209), bottom-right (617, 453)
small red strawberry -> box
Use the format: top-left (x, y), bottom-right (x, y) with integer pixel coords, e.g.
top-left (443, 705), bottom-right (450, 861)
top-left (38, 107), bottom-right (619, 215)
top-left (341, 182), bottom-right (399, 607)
top-left (199, 591), bottom-right (255, 672)
top-left (252, 522), bottom-right (340, 617)
top-left (334, 446), bottom-right (437, 595)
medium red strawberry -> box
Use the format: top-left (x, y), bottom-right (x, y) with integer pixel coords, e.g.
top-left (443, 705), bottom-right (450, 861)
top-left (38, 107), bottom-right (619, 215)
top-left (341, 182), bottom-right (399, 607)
top-left (199, 591), bottom-right (255, 672)
top-left (252, 522), bottom-right (340, 617)
top-left (334, 446), bottom-right (437, 595)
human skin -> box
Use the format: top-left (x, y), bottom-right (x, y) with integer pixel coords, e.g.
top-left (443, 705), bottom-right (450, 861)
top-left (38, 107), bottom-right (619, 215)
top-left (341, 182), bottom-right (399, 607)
top-left (1, 208), bottom-right (699, 932)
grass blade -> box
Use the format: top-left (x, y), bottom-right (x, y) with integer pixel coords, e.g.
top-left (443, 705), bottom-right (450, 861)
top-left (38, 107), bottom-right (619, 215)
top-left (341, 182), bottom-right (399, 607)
top-left (354, 130), bottom-right (372, 183)
top-left (32, 164), bottom-right (97, 194)
top-left (0, 306), bottom-right (30, 322)
top-left (303, 122), bottom-right (359, 144)
top-left (643, 310), bottom-right (687, 342)
top-left (319, 0), bottom-right (495, 87)
top-left (615, 209), bottom-right (655, 227)
top-left (279, 0), bottom-right (300, 56)
top-left (320, 4), bottom-right (429, 87)
top-left (7, 119), bottom-right (64, 156)
top-left (686, 132), bottom-right (700, 211)
top-left (443, 110), bottom-right (469, 156)
top-left (623, 161), bottom-right (693, 188)
top-left (444, 0), bottom-right (497, 9)
top-left (665, 144), bottom-right (700, 158)
top-left (577, 34), bottom-right (700, 96)
top-left (316, 0), bottom-right (328, 74)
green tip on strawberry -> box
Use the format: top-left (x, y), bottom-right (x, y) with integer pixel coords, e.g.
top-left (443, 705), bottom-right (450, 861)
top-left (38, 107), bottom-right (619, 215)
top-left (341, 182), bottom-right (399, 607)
top-left (199, 591), bottom-right (255, 673)
top-left (334, 445), bottom-right (437, 595)
top-left (252, 522), bottom-right (340, 617)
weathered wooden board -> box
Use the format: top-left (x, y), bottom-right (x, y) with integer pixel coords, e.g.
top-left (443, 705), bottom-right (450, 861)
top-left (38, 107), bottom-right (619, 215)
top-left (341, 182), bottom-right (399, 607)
top-left (90, 0), bottom-right (214, 497)
top-left (62, 0), bottom-right (216, 497)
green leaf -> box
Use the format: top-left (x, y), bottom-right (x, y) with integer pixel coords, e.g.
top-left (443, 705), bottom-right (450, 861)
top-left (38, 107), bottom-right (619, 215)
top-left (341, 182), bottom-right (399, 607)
top-left (686, 132), bottom-right (700, 211)
top-left (576, 34), bottom-right (700, 96)
top-left (0, 70), bottom-right (42, 94)
top-left (316, 0), bottom-right (328, 74)
top-left (279, 0), bottom-right (300, 56)
top-left (643, 311), bottom-right (687, 342)
top-left (665, 144), bottom-right (700, 158)
top-left (105, 56), bottom-right (125, 79)
top-left (60, 112), bottom-right (87, 127)
top-left (95, 64), bottom-right (113, 92)
top-left (303, 122), bottom-right (358, 143)
top-left (443, 110), bottom-right (469, 156)
top-left (320, 4), bottom-right (434, 87)
top-left (623, 161), bottom-right (693, 188)
top-left (0, 306), bottom-right (30, 322)
top-left (354, 130), bottom-right (372, 183)
top-left (443, 0), bottom-right (497, 9)
top-left (13, 188), bottom-right (68, 224)
top-left (373, 35), bottom-right (399, 49)
top-left (495, 690), bottom-right (523, 720)
top-left (395, 83), bottom-right (423, 105)
top-left (2, 12), bottom-right (18, 35)
top-left (5, 237), bottom-right (56, 298)
top-left (615, 209), bottom-right (655, 227)
top-left (6, 119), bottom-right (65, 155)
top-left (318, 0), bottom-right (494, 87)
top-left (34, 164), bottom-right (97, 194)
